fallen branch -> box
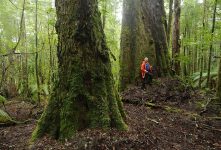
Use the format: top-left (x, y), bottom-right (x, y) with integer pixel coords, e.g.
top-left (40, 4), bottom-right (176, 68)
top-left (206, 117), bottom-right (221, 120)
top-left (0, 119), bottom-right (34, 127)
top-left (199, 124), bottom-right (221, 133)
top-left (146, 117), bottom-right (159, 124)
top-left (123, 99), bottom-right (170, 111)
top-left (199, 98), bottom-right (212, 115)
top-left (8, 0), bottom-right (22, 10)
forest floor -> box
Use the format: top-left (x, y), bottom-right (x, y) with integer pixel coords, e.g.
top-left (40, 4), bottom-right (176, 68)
top-left (0, 78), bottom-right (221, 150)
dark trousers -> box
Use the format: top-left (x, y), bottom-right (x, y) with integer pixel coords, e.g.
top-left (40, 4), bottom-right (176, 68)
top-left (147, 72), bottom-right (153, 85)
top-left (141, 73), bottom-right (153, 89)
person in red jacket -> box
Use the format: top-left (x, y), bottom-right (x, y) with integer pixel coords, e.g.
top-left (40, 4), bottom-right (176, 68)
top-left (141, 57), bottom-right (149, 90)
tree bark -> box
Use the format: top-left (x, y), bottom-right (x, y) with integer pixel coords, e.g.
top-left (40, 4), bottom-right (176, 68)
top-left (199, 0), bottom-right (207, 88)
top-left (35, 0), bottom-right (40, 104)
top-left (20, 0), bottom-right (29, 97)
top-left (217, 43), bottom-right (221, 102)
top-left (142, 0), bottom-right (171, 77)
top-left (167, 0), bottom-right (173, 46)
top-left (32, 0), bottom-right (127, 140)
top-left (101, 0), bottom-right (107, 29)
top-left (172, 0), bottom-right (181, 75)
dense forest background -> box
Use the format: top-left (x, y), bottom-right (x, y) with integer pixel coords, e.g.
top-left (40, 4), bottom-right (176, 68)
top-left (0, 0), bottom-right (123, 103)
top-left (0, 0), bottom-right (220, 103)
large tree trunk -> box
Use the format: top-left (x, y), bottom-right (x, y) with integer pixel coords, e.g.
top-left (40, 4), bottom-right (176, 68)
top-left (142, 0), bottom-right (171, 77)
top-left (120, 0), bottom-right (171, 91)
top-left (172, 0), bottom-right (181, 75)
top-left (32, 0), bottom-right (127, 140)
top-left (119, 0), bottom-right (156, 91)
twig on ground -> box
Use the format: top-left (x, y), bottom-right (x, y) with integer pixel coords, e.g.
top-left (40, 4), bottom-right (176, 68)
top-left (199, 98), bottom-right (211, 115)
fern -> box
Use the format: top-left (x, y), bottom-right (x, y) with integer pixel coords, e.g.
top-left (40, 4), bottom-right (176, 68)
top-left (192, 72), bottom-right (218, 88)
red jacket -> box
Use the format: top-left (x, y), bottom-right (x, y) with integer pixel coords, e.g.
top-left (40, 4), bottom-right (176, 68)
top-left (141, 61), bottom-right (146, 78)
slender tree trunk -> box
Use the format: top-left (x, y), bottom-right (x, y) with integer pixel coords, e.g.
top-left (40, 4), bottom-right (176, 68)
top-left (199, 0), bottom-right (207, 88)
top-left (217, 43), bottom-right (221, 102)
top-left (167, 0), bottom-right (173, 47)
top-left (47, 21), bottom-right (53, 94)
top-left (207, 0), bottom-right (217, 88)
top-left (183, 26), bottom-right (188, 76)
top-left (172, 0), bottom-right (181, 75)
top-left (35, 0), bottom-right (40, 104)
top-left (32, 0), bottom-right (127, 140)
top-left (20, 0), bottom-right (29, 97)
top-left (101, 0), bottom-right (107, 29)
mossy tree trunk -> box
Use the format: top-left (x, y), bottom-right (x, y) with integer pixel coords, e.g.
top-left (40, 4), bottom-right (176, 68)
top-left (20, 0), bottom-right (29, 97)
top-left (119, 0), bottom-right (156, 91)
top-left (141, 0), bottom-right (171, 77)
top-left (167, 0), bottom-right (173, 47)
top-left (32, 0), bottom-right (127, 140)
top-left (199, 0), bottom-right (207, 88)
top-left (172, 0), bottom-right (181, 75)
top-left (120, 0), bottom-right (170, 91)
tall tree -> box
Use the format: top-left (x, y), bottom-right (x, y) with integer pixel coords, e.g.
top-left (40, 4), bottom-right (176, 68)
top-left (217, 42), bottom-right (221, 102)
top-left (142, 0), bottom-right (171, 77)
top-left (217, 56), bottom-right (221, 102)
top-left (172, 0), bottom-right (181, 75)
top-left (167, 0), bottom-right (173, 46)
top-left (207, 0), bottom-right (218, 88)
top-left (32, 0), bottom-right (127, 140)
top-left (20, 0), bottom-right (29, 97)
top-left (119, 0), bottom-right (156, 91)
top-left (35, 0), bottom-right (40, 104)
top-left (199, 0), bottom-right (207, 88)
top-left (120, 0), bottom-right (171, 91)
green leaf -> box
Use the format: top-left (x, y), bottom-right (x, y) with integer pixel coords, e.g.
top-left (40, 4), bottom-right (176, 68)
top-left (0, 95), bottom-right (6, 104)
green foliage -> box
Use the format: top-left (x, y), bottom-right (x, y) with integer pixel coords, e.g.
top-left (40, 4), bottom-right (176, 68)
top-left (0, 95), bottom-right (6, 104)
top-left (0, 109), bottom-right (12, 123)
top-left (192, 71), bottom-right (218, 88)
top-left (99, 0), bottom-right (122, 85)
top-left (0, 0), bottom-right (57, 101)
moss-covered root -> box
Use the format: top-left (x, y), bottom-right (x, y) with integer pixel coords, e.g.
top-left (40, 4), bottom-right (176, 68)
top-left (31, 95), bottom-right (60, 141)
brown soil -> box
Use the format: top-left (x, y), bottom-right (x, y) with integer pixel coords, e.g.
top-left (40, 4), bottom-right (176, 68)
top-left (0, 78), bottom-right (221, 150)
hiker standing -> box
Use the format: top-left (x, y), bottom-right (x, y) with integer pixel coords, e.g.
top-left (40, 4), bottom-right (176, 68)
top-left (141, 57), bottom-right (148, 90)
